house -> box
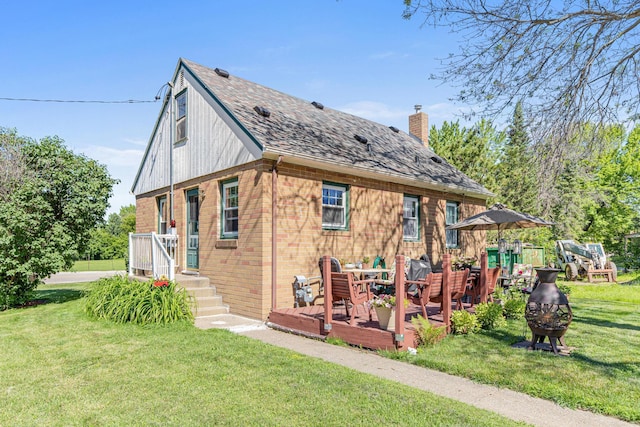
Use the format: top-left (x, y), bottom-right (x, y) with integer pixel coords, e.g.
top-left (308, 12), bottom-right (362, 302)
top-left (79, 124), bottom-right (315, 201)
top-left (131, 58), bottom-right (492, 320)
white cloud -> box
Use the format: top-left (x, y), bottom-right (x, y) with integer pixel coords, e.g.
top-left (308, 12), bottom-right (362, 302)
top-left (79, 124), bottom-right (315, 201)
top-left (423, 103), bottom-right (477, 127)
top-left (336, 101), bottom-right (409, 123)
top-left (122, 137), bottom-right (148, 147)
top-left (83, 145), bottom-right (144, 168)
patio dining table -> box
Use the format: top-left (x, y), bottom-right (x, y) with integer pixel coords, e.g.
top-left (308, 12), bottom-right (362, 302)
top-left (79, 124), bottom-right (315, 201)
top-left (343, 268), bottom-right (393, 280)
top-left (343, 268), bottom-right (394, 294)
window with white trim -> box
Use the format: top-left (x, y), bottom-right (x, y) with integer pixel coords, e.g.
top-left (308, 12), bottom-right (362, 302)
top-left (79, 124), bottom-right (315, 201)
top-left (322, 183), bottom-right (348, 229)
top-left (157, 196), bottom-right (167, 234)
top-left (446, 201), bottom-right (459, 248)
top-left (221, 180), bottom-right (238, 238)
top-left (403, 195), bottom-right (419, 241)
top-left (176, 91), bottom-right (187, 141)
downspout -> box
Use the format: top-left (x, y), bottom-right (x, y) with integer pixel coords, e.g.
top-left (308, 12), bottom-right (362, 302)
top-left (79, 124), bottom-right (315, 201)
top-left (167, 82), bottom-right (175, 227)
top-left (271, 156), bottom-right (283, 311)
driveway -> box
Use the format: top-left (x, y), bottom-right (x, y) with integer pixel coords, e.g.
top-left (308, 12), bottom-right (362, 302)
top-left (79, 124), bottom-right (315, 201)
top-left (44, 271), bottom-right (126, 285)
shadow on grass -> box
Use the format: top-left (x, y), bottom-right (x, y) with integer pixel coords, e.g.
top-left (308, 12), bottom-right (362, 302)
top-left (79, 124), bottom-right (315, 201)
top-left (576, 315), bottom-right (640, 332)
top-left (571, 352), bottom-right (640, 378)
top-left (22, 288), bottom-right (86, 307)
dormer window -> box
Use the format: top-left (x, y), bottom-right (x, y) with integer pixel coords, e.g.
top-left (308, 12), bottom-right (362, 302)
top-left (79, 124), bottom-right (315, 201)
top-left (176, 90), bottom-right (187, 141)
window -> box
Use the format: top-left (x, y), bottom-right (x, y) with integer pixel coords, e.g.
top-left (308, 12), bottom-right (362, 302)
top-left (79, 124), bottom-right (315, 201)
top-left (221, 179), bottom-right (238, 238)
top-left (446, 201), bottom-right (459, 248)
top-left (322, 183), bottom-right (348, 229)
top-left (176, 90), bottom-right (187, 141)
top-left (157, 196), bottom-right (167, 234)
top-left (403, 195), bottom-right (419, 241)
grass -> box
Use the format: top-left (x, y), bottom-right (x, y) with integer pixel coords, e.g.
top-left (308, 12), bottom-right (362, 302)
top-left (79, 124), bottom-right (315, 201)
top-left (0, 282), bottom-right (524, 426)
top-left (386, 273), bottom-right (640, 423)
top-left (68, 258), bottom-right (126, 272)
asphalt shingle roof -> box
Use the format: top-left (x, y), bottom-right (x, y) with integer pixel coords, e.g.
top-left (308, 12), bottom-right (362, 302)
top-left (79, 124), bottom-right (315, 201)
top-left (182, 58), bottom-right (491, 198)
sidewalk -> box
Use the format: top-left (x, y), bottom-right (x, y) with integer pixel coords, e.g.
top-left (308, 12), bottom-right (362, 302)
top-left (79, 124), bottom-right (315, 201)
top-left (196, 314), bottom-right (633, 427)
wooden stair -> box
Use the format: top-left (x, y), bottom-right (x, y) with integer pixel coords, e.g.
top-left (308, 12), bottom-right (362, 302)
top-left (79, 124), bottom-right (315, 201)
top-left (174, 274), bottom-right (229, 317)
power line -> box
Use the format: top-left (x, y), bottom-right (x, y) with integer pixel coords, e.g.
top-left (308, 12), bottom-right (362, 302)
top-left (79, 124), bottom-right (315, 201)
top-left (0, 97), bottom-right (158, 104)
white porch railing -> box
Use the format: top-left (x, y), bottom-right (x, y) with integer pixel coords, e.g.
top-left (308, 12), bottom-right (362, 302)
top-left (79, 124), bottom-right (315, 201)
top-left (128, 232), bottom-right (178, 280)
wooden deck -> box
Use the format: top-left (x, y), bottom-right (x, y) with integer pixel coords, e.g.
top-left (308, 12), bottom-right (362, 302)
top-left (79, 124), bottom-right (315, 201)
top-left (268, 301), bottom-right (451, 351)
top-left (269, 254), bottom-right (486, 352)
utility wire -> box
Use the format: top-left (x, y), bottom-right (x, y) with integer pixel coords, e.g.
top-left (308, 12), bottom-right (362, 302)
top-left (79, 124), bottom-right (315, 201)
top-left (0, 97), bottom-right (158, 104)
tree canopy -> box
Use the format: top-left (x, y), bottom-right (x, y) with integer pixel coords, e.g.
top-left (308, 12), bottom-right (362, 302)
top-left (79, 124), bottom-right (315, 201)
top-left (429, 112), bottom-right (640, 264)
top-left (0, 129), bottom-right (117, 309)
top-left (403, 0), bottom-right (640, 142)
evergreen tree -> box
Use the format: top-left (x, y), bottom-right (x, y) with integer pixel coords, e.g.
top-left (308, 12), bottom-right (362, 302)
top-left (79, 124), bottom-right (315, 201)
top-left (496, 102), bottom-right (539, 215)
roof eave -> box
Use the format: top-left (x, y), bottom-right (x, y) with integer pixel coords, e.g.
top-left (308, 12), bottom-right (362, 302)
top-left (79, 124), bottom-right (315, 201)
top-left (263, 150), bottom-right (493, 200)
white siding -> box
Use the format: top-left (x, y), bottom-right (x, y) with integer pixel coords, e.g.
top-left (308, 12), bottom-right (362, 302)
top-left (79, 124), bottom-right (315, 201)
top-left (132, 66), bottom-right (261, 195)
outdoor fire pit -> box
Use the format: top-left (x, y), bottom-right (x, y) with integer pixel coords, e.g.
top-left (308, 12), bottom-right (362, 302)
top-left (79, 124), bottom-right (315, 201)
top-left (525, 268), bottom-right (573, 355)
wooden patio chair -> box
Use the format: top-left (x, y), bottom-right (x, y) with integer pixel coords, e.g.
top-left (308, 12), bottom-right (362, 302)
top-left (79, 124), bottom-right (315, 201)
top-left (429, 269), bottom-right (468, 311)
top-left (486, 267), bottom-right (501, 302)
top-left (318, 257), bottom-right (342, 302)
top-left (463, 269), bottom-right (480, 307)
top-left (450, 269), bottom-right (470, 310)
top-left (330, 272), bottom-right (373, 326)
top-left (407, 272), bottom-right (442, 319)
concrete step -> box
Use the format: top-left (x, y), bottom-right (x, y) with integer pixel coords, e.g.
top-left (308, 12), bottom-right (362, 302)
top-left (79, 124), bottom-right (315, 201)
top-left (170, 274), bottom-right (229, 318)
top-left (175, 275), bottom-right (211, 288)
top-left (196, 295), bottom-right (225, 307)
top-left (193, 304), bottom-right (230, 317)
top-left (183, 286), bottom-right (218, 298)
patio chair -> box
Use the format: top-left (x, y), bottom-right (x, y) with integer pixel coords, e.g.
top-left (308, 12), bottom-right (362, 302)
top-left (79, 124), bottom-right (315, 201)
top-left (330, 272), bottom-right (373, 326)
top-left (450, 269), bottom-right (470, 310)
top-left (462, 268), bottom-right (481, 307)
top-left (408, 272), bottom-right (442, 319)
top-left (318, 257), bottom-right (342, 302)
top-left (430, 269), bottom-right (469, 311)
top-left (485, 267), bottom-right (501, 302)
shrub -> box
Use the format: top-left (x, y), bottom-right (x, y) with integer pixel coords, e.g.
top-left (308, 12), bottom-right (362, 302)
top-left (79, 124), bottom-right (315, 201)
top-left (503, 298), bottom-right (525, 319)
top-left (450, 310), bottom-right (479, 334)
top-left (85, 275), bottom-right (194, 325)
top-left (411, 315), bottom-right (446, 347)
top-left (475, 302), bottom-right (506, 330)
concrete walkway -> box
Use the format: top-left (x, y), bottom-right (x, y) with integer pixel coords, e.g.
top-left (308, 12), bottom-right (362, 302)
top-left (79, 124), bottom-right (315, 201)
top-left (195, 314), bottom-right (634, 427)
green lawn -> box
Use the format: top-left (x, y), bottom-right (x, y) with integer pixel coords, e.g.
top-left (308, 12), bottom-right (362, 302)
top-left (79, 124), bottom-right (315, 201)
top-left (387, 273), bottom-right (640, 423)
top-left (68, 258), bottom-right (126, 272)
top-left (0, 282), bottom-right (524, 427)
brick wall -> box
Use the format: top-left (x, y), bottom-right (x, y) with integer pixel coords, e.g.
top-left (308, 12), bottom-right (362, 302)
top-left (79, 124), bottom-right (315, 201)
top-left (135, 159), bottom-right (487, 320)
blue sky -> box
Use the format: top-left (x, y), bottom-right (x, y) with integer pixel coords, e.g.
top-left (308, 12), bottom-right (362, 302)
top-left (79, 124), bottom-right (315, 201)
top-left (1, 1), bottom-right (468, 216)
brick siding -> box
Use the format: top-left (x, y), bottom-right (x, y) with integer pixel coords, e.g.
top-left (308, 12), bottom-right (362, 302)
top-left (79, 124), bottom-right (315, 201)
top-left (136, 159), bottom-right (486, 319)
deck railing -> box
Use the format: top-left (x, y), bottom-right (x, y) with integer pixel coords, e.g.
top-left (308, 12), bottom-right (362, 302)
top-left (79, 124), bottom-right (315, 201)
top-left (128, 232), bottom-right (178, 280)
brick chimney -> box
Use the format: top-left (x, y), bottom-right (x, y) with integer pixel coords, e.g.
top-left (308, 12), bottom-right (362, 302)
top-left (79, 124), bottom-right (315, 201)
top-left (409, 105), bottom-right (429, 148)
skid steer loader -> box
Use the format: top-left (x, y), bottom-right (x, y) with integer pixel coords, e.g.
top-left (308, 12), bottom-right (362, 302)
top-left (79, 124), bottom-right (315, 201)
top-left (555, 240), bottom-right (617, 282)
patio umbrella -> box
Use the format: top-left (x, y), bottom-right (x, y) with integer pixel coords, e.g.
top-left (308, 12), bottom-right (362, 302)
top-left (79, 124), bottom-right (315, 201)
top-left (446, 203), bottom-right (553, 237)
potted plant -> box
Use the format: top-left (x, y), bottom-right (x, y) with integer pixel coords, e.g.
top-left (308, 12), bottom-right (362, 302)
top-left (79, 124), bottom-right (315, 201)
top-left (362, 256), bottom-right (371, 269)
top-left (370, 294), bottom-right (396, 330)
top-left (369, 294), bottom-right (408, 331)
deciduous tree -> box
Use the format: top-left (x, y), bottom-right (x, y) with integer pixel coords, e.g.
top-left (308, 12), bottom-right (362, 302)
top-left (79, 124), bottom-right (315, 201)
top-left (0, 130), bottom-right (117, 309)
top-left (403, 0), bottom-right (640, 144)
